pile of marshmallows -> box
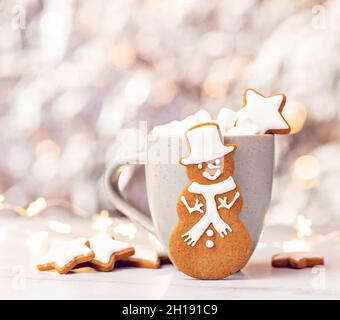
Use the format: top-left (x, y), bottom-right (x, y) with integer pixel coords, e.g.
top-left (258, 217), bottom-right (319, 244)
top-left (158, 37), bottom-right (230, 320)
top-left (152, 108), bottom-right (260, 137)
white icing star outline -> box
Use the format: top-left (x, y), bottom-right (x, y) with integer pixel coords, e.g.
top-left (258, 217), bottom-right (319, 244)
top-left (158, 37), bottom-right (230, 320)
top-left (88, 234), bottom-right (135, 271)
top-left (237, 88), bottom-right (291, 134)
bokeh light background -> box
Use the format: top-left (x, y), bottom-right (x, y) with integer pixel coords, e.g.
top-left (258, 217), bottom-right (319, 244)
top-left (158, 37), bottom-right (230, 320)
top-left (0, 0), bottom-right (339, 228)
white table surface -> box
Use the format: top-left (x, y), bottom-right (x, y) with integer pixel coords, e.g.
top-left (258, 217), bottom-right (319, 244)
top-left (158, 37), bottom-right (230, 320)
top-left (0, 216), bottom-right (339, 300)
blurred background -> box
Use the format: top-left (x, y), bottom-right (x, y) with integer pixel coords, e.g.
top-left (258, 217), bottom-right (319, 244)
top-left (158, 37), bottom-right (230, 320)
top-left (0, 0), bottom-right (339, 230)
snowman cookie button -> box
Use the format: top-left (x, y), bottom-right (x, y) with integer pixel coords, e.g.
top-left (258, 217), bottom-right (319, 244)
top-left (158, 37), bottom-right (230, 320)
top-left (206, 229), bottom-right (214, 237)
top-left (205, 240), bottom-right (214, 248)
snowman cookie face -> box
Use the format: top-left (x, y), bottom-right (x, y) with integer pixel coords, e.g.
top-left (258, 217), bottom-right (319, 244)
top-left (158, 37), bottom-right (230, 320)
top-left (185, 152), bottom-right (236, 185)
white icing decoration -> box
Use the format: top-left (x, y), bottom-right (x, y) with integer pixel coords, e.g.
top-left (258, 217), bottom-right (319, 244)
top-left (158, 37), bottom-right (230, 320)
top-left (202, 169), bottom-right (222, 181)
top-left (274, 252), bottom-right (323, 260)
top-left (152, 114), bottom-right (199, 137)
top-left (181, 196), bottom-right (204, 214)
top-left (217, 192), bottom-right (240, 210)
top-left (89, 234), bottom-right (132, 264)
top-left (172, 115), bottom-right (199, 136)
top-left (130, 245), bottom-right (159, 263)
top-left (195, 110), bottom-right (212, 123)
top-left (217, 108), bottom-right (237, 131)
top-left (237, 89), bottom-right (288, 134)
top-left (206, 229), bottom-right (214, 237)
top-left (205, 240), bottom-right (214, 248)
top-left (207, 162), bottom-right (220, 169)
top-left (39, 238), bottom-right (92, 268)
top-left (198, 164), bottom-right (203, 169)
top-left (181, 177), bottom-right (236, 246)
top-left (181, 123), bottom-right (234, 165)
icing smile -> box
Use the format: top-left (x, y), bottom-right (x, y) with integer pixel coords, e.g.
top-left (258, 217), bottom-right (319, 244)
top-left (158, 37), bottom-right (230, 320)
top-left (203, 169), bottom-right (222, 180)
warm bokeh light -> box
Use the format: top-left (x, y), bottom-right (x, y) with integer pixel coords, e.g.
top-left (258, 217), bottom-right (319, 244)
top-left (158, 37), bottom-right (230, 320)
top-left (114, 222), bottom-right (137, 239)
top-left (26, 231), bottom-right (48, 251)
top-left (92, 210), bottom-right (113, 233)
top-left (149, 80), bottom-right (178, 107)
top-left (282, 101), bottom-right (307, 134)
top-left (112, 39), bottom-right (136, 69)
top-left (26, 198), bottom-right (48, 217)
top-left (35, 139), bottom-right (61, 158)
top-left (292, 155), bottom-right (320, 189)
top-left (294, 215), bottom-right (312, 238)
top-left (283, 239), bottom-right (311, 252)
top-left (48, 220), bottom-right (72, 234)
top-left (202, 73), bottom-right (229, 98)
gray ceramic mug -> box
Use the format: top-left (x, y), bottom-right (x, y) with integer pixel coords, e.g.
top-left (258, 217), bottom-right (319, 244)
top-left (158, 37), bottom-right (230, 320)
top-left (104, 134), bottom-right (274, 254)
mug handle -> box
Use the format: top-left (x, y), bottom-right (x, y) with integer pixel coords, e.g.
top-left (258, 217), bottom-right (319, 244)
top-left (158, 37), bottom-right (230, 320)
top-left (103, 155), bottom-right (155, 235)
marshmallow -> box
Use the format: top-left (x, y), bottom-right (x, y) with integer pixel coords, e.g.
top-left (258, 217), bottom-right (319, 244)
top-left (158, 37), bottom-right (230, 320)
top-left (195, 110), bottom-right (212, 123)
top-left (173, 115), bottom-right (199, 135)
top-left (226, 116), bottom-right (260, 136)
top-left (217, 108), bottom-right (237, 131)
top-left (183, 115), bottom-right (199, 127)
top-left (152, 107), bottom-right (263, 137)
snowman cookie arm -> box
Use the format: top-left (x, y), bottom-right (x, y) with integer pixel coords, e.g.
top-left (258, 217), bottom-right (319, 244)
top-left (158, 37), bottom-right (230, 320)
top-left (180, 196), bottom-right (204, 214)
top-left (217, 188), bottom-right (241, 211)
top-left (178, 182), bottom-right (206, 214)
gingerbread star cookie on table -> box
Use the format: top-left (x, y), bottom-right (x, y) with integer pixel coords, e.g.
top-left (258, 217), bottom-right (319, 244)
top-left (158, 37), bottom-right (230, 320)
top-left (235, 88), bottom-right (290, 134)
top-left (116, 245), bottom-right (161, 269)
top-left (37, 238), bottom-right (94, 274)
top-left (272, 252), bottom-right (325, 269)
top-left (87, 234), bottom-right (135, 272)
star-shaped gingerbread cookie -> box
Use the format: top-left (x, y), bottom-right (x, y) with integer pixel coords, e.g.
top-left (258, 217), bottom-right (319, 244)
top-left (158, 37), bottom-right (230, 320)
top-left (88, 234), bottom-right (135, 272)
top-left (116, 245), bottom-right (161, 269)
top-left (272, 252), bottom-right (324, 269)
top-left (37, 238), bottom-right (94, 274)
top-left (237, 88), bottom-right (290, 134)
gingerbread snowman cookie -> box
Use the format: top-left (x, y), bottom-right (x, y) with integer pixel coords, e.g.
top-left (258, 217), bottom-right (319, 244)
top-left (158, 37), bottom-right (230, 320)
top-left (169, 123), bottom-right (252, 280)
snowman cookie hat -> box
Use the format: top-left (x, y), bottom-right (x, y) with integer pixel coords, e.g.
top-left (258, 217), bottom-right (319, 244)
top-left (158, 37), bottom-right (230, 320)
top-left (180, 122), bottom-right (234, 165)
